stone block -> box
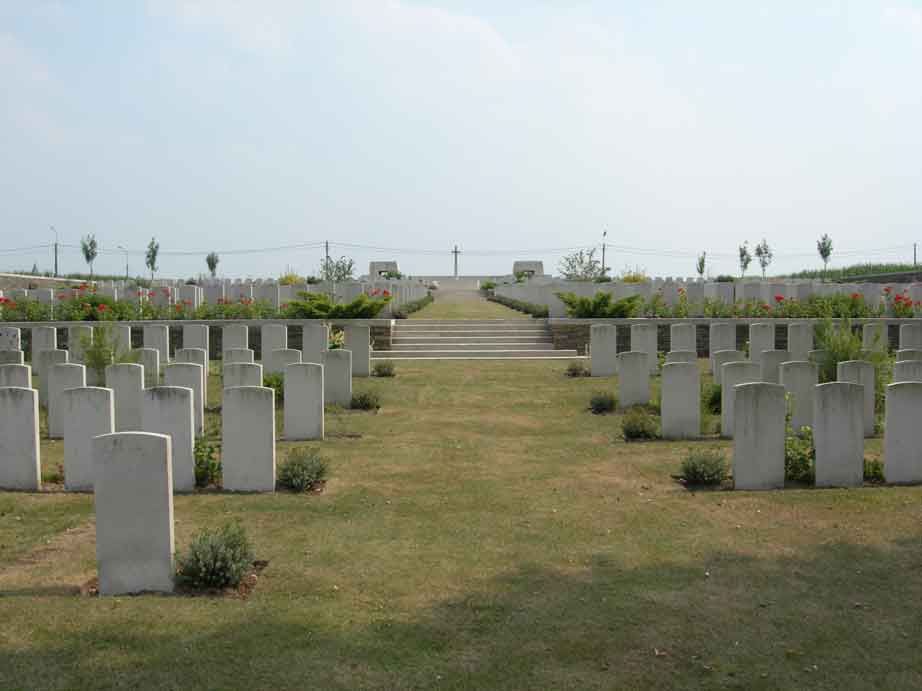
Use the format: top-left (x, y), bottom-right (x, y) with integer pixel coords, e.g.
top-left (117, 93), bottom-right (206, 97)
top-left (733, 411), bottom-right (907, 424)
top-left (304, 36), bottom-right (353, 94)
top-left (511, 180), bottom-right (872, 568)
top-left (836, 360), bottom-right (876, 437)
top-left (284, 363), bottom-right (324, 440)
top-left (590, 324), bottom-right (618, 377)
top-left (344, 325), bottom-right (371, 377)
top-left (779, 361), bottom-right (818, 432)
top-left (721, 361), bottom-right (762, 439)
top-left (0, 387), bottom-right (41, 490)
top-left (616, 351), bottom-right (650, 407)
top-left (661, 362), bottom-right (700, 439)
top-left (222, 386), bottom-right (276, 491)
top-left (106, 363), bottom-right (144, 431)
top-left (224, 362), bottom-right (263, 388)
top-left (142, 387), bottom-right (195, 492)
top-left (733, 383), bottom-right (785, 490)
top-left (0, 363), bottom-right (31, 388)
top-left (323, 349), bottom-right (352, 407)
top-left (48, 363), bottom-right (86, 438)
top-left (61, 387), bottom-right (114, 490)
top-left (164, 363), bottom-right (205, 437)
top-left (813, 382), bottom-right (864, 487)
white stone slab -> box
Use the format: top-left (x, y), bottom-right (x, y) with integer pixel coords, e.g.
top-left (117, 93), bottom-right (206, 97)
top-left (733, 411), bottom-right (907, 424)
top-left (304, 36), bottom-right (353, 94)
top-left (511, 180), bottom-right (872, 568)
top-left (106, 363), bottom-right (144, 432)
top-left (661, 362), bottom-right (700, 439)
top-left (779, 360), bottom-right (818, 432)
top-left (590, 324), bottom-right (618, 377)
top-left (813, 382), bottom-right (864, 488)
top-left (142, 387), bottom-right (195, 492)
top-left (61, 387), bottom-right (114, 491)
top-left (720, 361), bottom-right (762, 439)
top-left (0, 387), bottom-right (41, 490)
top-left (224, 362), bottom-right (263, 389)
top-left (284, 363), bottom-right (324, 440)
top-left (733, 383), bottom-right (785, 490)
top-left (222, 386), bottom-right (276, 492)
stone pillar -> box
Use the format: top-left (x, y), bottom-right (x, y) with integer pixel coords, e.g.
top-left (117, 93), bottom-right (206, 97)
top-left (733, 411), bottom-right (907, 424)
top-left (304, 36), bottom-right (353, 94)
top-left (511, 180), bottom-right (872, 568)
top-left (284, 363), bottom-right (324, 440)
top-left (629, 323), bottom-right (658, 373)
top-left (163, 363), bottom-right (205, 437)
top-left (733, 383), bottom-right (785, 490)
top-left (106, 363), bottom-right (144, 432)
top-left (182, 324), bottom-right (209, 354)
top-left (0, 387), bottom-right (41, 490)
top-left (899, 323), bottom-right (922, 350)
top-left (780, 361), bottom-right (818, 432)
top-left (265, 348), bottom-right (301, 376)
top-left (133, 347), bottom-right (160, 387)
top-left (895, 349), bottom-right (922, 362)
top-left (223, 348), bottom-right (255, 364)
top-left (323, 349), bottom-right (352, 407)
top-left (590, 324), bottom-right (618, 377)
top-left (892, 361), bottom-right (922, 383)
top-left (261, 324), bottom-right (288, 360)
top-left (302, 323), bottom-right (329, 364)
top-left (61, 387), bottom-right (114, 490)
top-left (759, 350), bottom-right (790, 384)
top-left (68, 325), bottom-right (93, 364)
top-left (720, 361), bottom-right (762, 439)
top-left (224, 363), bottom-right (263, 389)
top-left (709, 323), bottom-right (736, 369)
top-left (31, 325), bottom-right (57, 367)
top-left (0, 350), bottom-right (24, 365)
top-left (669, 323), bottom-right (695, 353)
top-left (787, 323), bottom-right (813, 361)
top-left (836, 360), bottom-right (876, 437)
top-left (0, 326), bottom-right (21, 351)
top-left (344, 325), bottom-right (371, 377)
top-left (661, 362), bottom-right (700, 439)
top-left (142, 387), bottom-right (195, 492)
top-left (223, 324), bottom-right (248, 351)
top-left (862, 323), bottom-right (886, 353)
top-left (712, 350), bottom-right (746, 387)
top-left (0, 363), bottom-right (31, 388)
top-left (222, 386), bottom-right (276, 492)
top-left (748, 323), bottom-right (775, 366)
top-left (143, 325), bottom-right (170, 364)
top-left (93, 432), bottom-right (175, 595)
top-left (884, 382), bottom-right (922, 483)
top-left (48, 363), bottom-right (86, 438)
top-left (814, 382), bottom-right (864, 488)
top-left (665, 350), bottom-right (696, 365)
top-left (176, 347), bottom-right (209, 404)
top-left (616, 351), bottom-right (650, 407)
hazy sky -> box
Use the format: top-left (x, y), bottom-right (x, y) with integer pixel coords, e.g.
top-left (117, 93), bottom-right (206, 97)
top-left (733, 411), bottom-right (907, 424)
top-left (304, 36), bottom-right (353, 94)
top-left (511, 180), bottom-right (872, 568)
top-left (2, 1), bottom-right (921, 279)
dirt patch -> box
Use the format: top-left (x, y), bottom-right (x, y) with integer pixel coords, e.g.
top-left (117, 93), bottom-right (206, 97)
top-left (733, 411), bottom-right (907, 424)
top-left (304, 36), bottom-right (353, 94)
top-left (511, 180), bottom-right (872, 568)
top-left (80, 560), bottom-right (270, 599)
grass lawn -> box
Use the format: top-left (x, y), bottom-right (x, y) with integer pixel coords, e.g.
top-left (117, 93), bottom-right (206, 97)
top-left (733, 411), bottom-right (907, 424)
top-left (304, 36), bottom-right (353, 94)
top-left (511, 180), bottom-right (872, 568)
top-left (1, 358), bottom-right (920, 690)
top-left (409, 289), bottom-right (528, 320)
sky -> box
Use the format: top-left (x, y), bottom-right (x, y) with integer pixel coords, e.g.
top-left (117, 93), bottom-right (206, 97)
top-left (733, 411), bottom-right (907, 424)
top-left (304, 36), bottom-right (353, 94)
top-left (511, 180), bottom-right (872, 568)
top-left (1, 1), bottom-right (921, 280)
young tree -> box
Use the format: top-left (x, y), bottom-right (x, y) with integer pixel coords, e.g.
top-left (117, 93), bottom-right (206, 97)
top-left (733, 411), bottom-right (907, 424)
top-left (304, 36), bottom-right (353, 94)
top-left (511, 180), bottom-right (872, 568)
top-left (30, 262), bottom-right (39, 275)
top-left (320, 256), bottom-right (355, 283)
top-left (146, 237), bottom-right (160, 281)
top-left (557, 248), bottom-right (604, 281)
top-left (206, 252), bottom-right (219, 277)
top-left (696, 252), bottom-right (706, 278)
top-left (80, 234), bottom-right (98, 278)
top-left (817, 234), bottom-right (833, 281)
top-left (754, 238), bottom-right (773, 278)
top-left (738, 242), bottom-right (752, 278)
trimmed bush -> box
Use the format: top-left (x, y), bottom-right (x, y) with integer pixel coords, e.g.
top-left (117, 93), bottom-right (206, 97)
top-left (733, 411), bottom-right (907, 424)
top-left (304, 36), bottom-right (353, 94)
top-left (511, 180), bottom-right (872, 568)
top-left (566, 361), bottom-right (588, 378)
top-left (177, 523), bottom-right (254, 590)
top-left (864, 457), bottom-right (885, 483)
top-left (589, 391), bottom-right (616, 414)
top-left (350, 391), bottom-right (381, 411)
top-left (263, 373), bottom-right (284, 402)
top-left (680, 449), bottom-right (727, 486)
top-left (194, 437), bottom-right (221, 489)
top-left (622, 407), bottom-right (659, 441)
top-left (373, 361), bottom-right (395, 377)
top-left (486, 295), bottom-right (548, 318)
top-left (785, 427), bottom-right (815, 483)
top-left (702, 383), bottom-right (721, 414)
top-left (278, 449), bottom-right (328, 492)
top-left (392, 294), bottom-right (433, 319)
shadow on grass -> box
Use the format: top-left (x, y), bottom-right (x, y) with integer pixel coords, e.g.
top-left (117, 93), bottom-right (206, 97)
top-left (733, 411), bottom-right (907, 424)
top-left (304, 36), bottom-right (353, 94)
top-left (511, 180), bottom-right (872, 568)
top-left (2, 537), bottom-right (922, 689)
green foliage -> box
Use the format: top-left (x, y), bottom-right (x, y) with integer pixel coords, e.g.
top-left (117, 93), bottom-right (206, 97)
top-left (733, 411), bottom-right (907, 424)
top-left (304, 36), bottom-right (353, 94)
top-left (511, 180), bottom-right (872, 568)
top-left (80, 325), bottom-right (132, 383)
top-left (714, 275), bottom-right (735, 282)
top-left (80, 234), bottom-right (98, 276)
top-left (263, 373), bottom-right (284, 402)
top-left (787, 262), bottom-right (917, 281)
top-left (556, 292), bottom-right (642, 318)
top-left (621, 407), bottom-right (659, 441)
top-left (145, 238), bottom-right (159, 280)
top-left (558, 248), bottom-right (604, 281)
top-left (680, 449), bottom-right (727, 486)
top-left (282, 292), bottom-right (390, 319)
top-left (373, 361), bottom-right (395, 377)
top-left (814, 317), bottom-right (885, 383)
top-left (278, 272), bottom-right (302, 286)
top-left (392, 293), bottom-right (433, 319)
top-left (589, 391), bottom-right (616, 414)
top-left (381, 270), bottom-right (403, 279)
top-left (619, 267), bottom-right (649, 283)
top-left (320, 256), bottom-right (355, 283)
top-left (864, 457), bottom-right (885, 483)
top-left (739, 242), bottom-right (752, 277)
top-left (754, 238), bottom-right (773, 278)
top-left (565, 361), bottom-right (588, 377)
top-left (785, 426), bottom-right (815, 484)
top-left (480, 280), bottom-right (496, 291)
top-left (278, 449), bottom-right (328, 492)
top-left (487, 295), bottom-right (549, 318)
top-left (701, 383), bottom-right (721, 415)
top-left (194, 437), bottom-right (221, 489)
top-left (177, 523), bottom-right (254, 590)
top-left (350, 390), bottom-right (381, 411)
top-left (206, 252), bottom-right (219, 277)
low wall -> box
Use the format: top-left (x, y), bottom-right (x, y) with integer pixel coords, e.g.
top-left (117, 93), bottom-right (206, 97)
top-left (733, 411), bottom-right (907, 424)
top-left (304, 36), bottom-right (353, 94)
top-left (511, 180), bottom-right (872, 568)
top-left (0, 273), bottom-right (90, 292)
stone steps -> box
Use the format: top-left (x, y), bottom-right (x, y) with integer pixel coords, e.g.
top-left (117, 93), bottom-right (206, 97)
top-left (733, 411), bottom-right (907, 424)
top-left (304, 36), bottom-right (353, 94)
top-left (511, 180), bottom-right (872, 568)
top-left (375, 349), bottom-right (580, 360)
top-left (389, 342), bottom-right (557, 351)
top-left (393, 336), bottom-right (553, 345)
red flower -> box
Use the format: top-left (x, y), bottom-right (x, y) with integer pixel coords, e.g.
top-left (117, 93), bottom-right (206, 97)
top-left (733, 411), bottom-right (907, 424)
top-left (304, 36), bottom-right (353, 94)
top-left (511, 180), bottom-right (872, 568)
top-left (8, 301), bottom-right (15, 309)
top-left (82, 302), bottom-right (91, 311)
top-left (382, 289), bottom-right (391, 297)
top-left (851, 292), bottom-right (861, 300)
top-left (761, 303), bottom-right (771, 310)
top-left (97, 304), bottom-right (107, 312)
top-left (774, 294), bottom-right (784, 303)
top-left (163, 288), bottom-right (171, 295)
top-left (57, 293), bottom-right (69, 300)
top-left (78, 284), bottom-right (88, 291)
top-left (884, 287), bottom-right (892, 294)
top-left (371, 289), bottom-right (380, 296)
top-left (280, 303), bottom-right (289, 310)
top-left (174, 304), bottom-right (183, 311)
top-left (183, 299), bottom-right (192, 306)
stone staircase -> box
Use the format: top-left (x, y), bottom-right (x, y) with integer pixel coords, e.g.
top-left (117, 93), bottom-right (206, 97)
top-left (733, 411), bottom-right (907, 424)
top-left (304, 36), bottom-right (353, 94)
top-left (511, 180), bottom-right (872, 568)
top-left (377, 319), bottom-right (579, 360)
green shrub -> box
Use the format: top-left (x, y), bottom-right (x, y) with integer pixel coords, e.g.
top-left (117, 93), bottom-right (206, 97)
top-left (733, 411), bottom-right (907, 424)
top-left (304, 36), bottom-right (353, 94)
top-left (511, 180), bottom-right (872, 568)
top-left (350, 391), bottom-right (381, 411)
top-left (281, 292), bottom-right (390, 319)
top-left (589, 391), bottom-right (616, 414)
top-left (622, 407), bottom-right (659, 441)
top-left (392, 294), bottom-right (433, 319)
top-left (278, 449), bottom-right (328, 492)
top-left (481, 280), bottom-right (496, 291)
top-left (194, 437), bottom-right (221, 488)
top-left (864, 457), bottom-right (885, 483)
top-left (565, 361), bottom-right (588, 377)
top-left (263, 373), bottom-right (284, 402)
top-left (702, 383), bottom-right (721, 414)
top-left (556, 291), bottom-right (642, 318)
top-left (373, 361), bottom-right (395, 377)
top-left (177, 523), bottom-right (254, 589)
top-left (680, 449), bottom-right (728, 486)
top-left (487, 295), bottom-right (549, 318)
top-left (785, 426), bottom-right (815, 483)
top-left (80, 324), bottom-right (133, 383)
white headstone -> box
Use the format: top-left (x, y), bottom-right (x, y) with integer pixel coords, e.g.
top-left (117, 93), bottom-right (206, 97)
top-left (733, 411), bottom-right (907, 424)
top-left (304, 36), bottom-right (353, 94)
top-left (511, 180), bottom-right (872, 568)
top-left (36, 348), bottom-right (68, 406)
top-left (720, 361), bottom-right (762, 439)
top-left (261, 324), bottom-right (287, 360)
top-left (892, 360), bottom-right (922, 383)
top-left (899, 323), bottom-right (922, 350)
top-left (0, 350), bottom-right (25, 365)
top-left (302, 324), bottom-right (329, 364)
top-left (284, 363), bottom-right (324, 440)
top-left (590, 324), bottom-right (618, 377)
top-left (323, 349), bottom-right (352, 406)
top-left (665, 350), bottom-right (697, 365)
top-left (779, 360), bottom-right (818, 432)
top-left (748, 323), bottom-right (775, 366)
top-left (0, 387), bottom-right (41, 490)
top-left (31, 325), bottom-right (57, 367)
top-left (223, 348), bottom-right (255, 364)
top-left (760, 350), bottom-right (790, 384)
top-left (224, 362), bottom-right (263, 389)
top-left (223, 324), bottom-right (248, 351)
top-left (616, 351), bottom-right (650, 407)
top-left (813, 382), bottom-right (864, 488)
top-left (709, 323), bottom-right (736, 367)
top-left (143, 325), bottom-right (170, 364)
top-left (712, 350), bottom-right (745, 387)
top-left (884, 382), bottom-right (922, 484)
top-left (182, 324), bottom-right (209, 354)
top-left (786, 323), bottom-right (813, 361)
top-left (344, 325), bottom-right (371, 377)
top-left (836, 360), bottom-right (876, 437)
top-left (895, 349), bottom-right (922, 362)
top-left (176, 347), bottom-right (209, 404)
top-left (0, 363), bottom-right (31, 388)
top-left (733, 383), bottom-right (785, 490)
top-left (61, 386), bottom-right (114, 490)
top-left (106, 363), bottom-right (144, 432)
top-left (68, 325), bottom-right (93, 364)
top-left (0, 326), bottom-right (22, 351)
top-left (265, 348), bottom-right (301, 377)
top-left (48, 363), bottom-right (86, 438)
top-left (222, 386), bottom-right (276, 492)
top-left (142, 387), bottom-right (195, 492)
top-left (660, 362), bottom-right (700, 439)
top-left (669, 323), bottom-right (695, 353)
top-left (133, 347), bottom-right (160, 387)
top-left (630, 323), bottom-right (658, 373)
top-left (163, 363), bottom-right (205, 437)
top-left (862, 323), bottom-right (886, 353)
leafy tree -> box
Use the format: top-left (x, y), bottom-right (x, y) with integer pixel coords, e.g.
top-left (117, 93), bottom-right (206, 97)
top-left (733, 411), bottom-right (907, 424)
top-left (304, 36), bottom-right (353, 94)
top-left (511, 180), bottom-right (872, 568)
top-left (738, 242), bottom-right (752, 278)
top-left (206, 252), bottom-right (219, 277)
top-left (320, 256), bottom-right (355, 283)
top-left (754, 238), bottom-right (773, 278)
top-left (30, 262), bottom-right (38, 275)
top-left (80, 234), bottom-right (98, 278)
top-left (557, 248), bottom-right (604, 281)
top-left (817, 234), bottom-right (833, 281)
top-left (696, 252), bottom-right (706, 278)
top-left (145, 237), bottom-right (160, 281)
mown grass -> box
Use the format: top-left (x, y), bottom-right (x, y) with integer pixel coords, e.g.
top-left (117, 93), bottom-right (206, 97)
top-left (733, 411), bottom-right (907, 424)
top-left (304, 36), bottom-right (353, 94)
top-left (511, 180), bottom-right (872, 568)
top-left (408, 289), bottom-right (529, 320)
top-left (0, 359), bottom-right (920, 690)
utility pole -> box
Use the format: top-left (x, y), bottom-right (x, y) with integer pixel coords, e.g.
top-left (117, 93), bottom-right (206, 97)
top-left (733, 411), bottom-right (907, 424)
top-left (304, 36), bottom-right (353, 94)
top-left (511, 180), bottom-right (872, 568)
top-left (51, 225), bottom-right (59, 277)
top-left (452, 245), bottom-right (460, 278)
top-left (601, 230), bottom-right (608, 277)
top-left (915, 243), bottom-right (917, 267)
top-left (325, 240), bottom-right (332, 299)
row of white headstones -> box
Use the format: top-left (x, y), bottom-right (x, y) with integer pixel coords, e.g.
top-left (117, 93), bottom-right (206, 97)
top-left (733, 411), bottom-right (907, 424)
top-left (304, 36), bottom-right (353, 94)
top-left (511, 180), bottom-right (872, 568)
top-left (588, 321), bottom-right (922, 485)
top-left (0, 324), bottom-right (374, 596)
